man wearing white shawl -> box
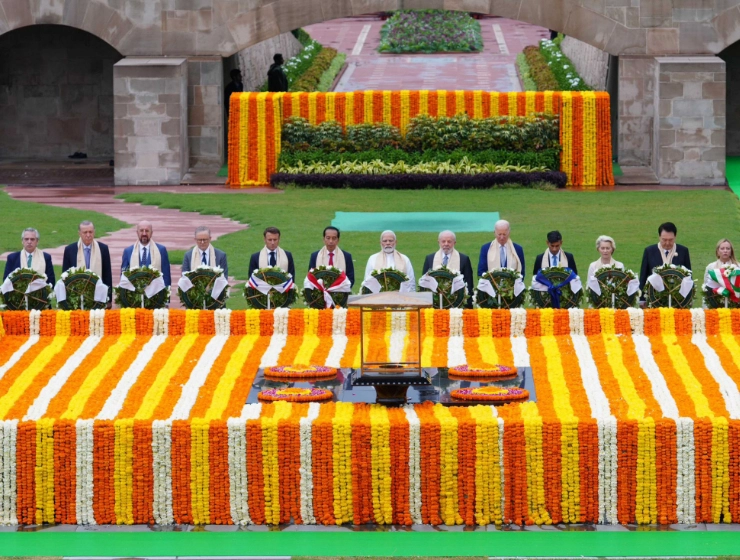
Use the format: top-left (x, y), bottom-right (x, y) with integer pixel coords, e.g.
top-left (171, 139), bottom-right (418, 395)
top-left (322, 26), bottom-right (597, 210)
top-left (422, 230), bottom-right (474, 307)
top-left (248, 226), bottom-right (295, 277)
top-left (62, 220), bottom-right (113, 307)
top-left (3, 228), bottom-right (56, 285)
top-left (308, 226), bottom-right (356, 287)
top-left (364, 230), bottom-right (416, 285)
top-left (477, 219), bottom-right (525, 276)
top-left (533, 230), bottom-right (579, 275)
top-left (182, 226), bottom-right (229, 278)
top-left (121, 220), bottom-right (172, 286)
top-left (639, 221), bottom-right (692, 293)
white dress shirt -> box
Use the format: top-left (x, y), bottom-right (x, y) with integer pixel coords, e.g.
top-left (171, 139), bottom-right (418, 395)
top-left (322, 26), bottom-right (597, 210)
top-left (364, 252), bottom-right (415, 285)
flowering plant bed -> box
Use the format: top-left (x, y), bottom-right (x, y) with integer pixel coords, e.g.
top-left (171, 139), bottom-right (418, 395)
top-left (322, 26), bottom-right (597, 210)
top-left (258, 387), bottom-right (333, 402)
top-left (264, 365), bottom-right (338, 380)
top-left (378, 10), bottom-right (483, 54)
top-left (448, 364), bottom-right (517, 378)
top-left (451, 386), bottom-right (529, 402)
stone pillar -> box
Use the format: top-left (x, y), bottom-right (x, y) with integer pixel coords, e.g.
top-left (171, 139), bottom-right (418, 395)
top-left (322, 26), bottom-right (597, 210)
top-left (187, 56), bottom-right (224, 169)
top-left (653, 56), bottom-right (726, 186)
top-left (113, 58), bottom-right (188, 186)
top-left (618, 56), bottom-right (657, 167)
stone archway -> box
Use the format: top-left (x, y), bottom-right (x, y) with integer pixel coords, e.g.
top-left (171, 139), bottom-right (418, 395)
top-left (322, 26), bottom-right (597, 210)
top-left (0, 24), bottom-right (122, 163)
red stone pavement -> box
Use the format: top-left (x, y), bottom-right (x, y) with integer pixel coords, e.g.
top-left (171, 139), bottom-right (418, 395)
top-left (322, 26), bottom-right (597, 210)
top-left (1, 186), bottom-right (280, 308)
top-left (305, 15), bottom-right (549, 92)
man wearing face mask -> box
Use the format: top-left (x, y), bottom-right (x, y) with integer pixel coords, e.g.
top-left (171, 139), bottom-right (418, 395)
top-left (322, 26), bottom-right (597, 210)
top-left (423, 229), bottom-right (474, 307)
top-left (364, 230), bottom-right (415, 285)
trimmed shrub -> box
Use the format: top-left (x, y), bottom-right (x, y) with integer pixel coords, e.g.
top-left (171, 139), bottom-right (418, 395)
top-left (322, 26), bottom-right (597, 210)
top-left (523, 46), bottom-right (559, 91)
top-left (290, 47), bottom-right (338, 92)
top-left (317, 53), bottom-right (347, 92)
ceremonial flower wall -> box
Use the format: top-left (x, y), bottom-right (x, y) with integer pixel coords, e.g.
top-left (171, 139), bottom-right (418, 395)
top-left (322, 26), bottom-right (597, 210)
top-left (227, 91), bottom-right (614, 188)
top-left (0, 308), bottom-right (739, 526)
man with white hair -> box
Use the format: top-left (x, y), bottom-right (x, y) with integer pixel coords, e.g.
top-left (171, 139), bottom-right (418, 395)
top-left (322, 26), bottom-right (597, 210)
top-left (477, 219), bottom-right (525, 276)
top-left (423, 230), bottom-right (474, 307)
top-left (364, 230), bottom-right (415, 284)
top-left (4, 227), bottom-right (56, 285)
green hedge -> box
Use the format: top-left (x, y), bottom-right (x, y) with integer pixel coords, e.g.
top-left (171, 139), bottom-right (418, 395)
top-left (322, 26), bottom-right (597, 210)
top-left (317, 53), bottom-right (346, 92)
top-left (538, 38), bottom-right (591, 91)
top-left (290, 47), bottom-right (338, 92)
top-left (516, 53), bottom-right (537, 92)
top-left (523, 45), bottom-right (559, 91)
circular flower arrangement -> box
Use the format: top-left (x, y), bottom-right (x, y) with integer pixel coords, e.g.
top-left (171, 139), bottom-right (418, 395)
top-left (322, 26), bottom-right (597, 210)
top-left (645, 264), bottom-right (694, 309)
top-left (114, 266), bottom-right (169, 309)
top-left (418, 265), bottom-right (466, 308)
top-left (264, 365), bottom-right (338, 380)
top-left (179, 266), bottom-right (229, 310)
top-left (475, 268), bottom-right (525, 309)
top-left (703, 265), bottom-right (740, 309)
top-left (244, 267), bottom-right (296, 309)
top-left (587, 265), bottom-right (640, 309)
top-left (0, 268), bottom-right (53, 311)
top-left (451, 386), bottom-right (529, 403)
top-left (448, 364), bottom-right (517, 379)
top-left (303, 266), bottom-right (350, 309)
top-left (361, 268), bottom-right (412, 294)
top-left (529, 267), bottom-right (582, 309)
top-left (258, 387), bottom-right (333, 402)
top-left (58, 267), bottom-right (107, 311)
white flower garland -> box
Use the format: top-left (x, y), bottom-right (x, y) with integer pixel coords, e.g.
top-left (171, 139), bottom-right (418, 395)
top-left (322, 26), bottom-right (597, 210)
top-left (568, 308), bottom-right (584, 335)
top-left (0, 420), bottom-right (18, 526)
top-left (227, 418), bottom-right (250, 525)
top-left (510, 308), bottom-right (527, 337)
top-left (24, 336), bottom-right (102, 420)
top-left (96, 336), bottom-right (168, 420)
top-left (89, 309), bottom-right (105, 337)
top-left (152, 420), bottom-right (174, 525)
top-left (598, 417), bottom-right (618, 524)
top-left (169, 335), bottom-right (230, 420)
top-left (498, 417), bottom-right (506, 519)
top-left (215, 309), bottom-right (231, 336)
top-left (154, 309), bottom-right (169, 336)
top-left (692, 334), bottom-right (740, 419)
top-left (676, 417), bottom-right (696, 524)
top-left (627, 307), bottom-right (644, 335)
top-left (447, 309), bottom-right (466, 367)
top-left (273, 307), bottom-right (289, 336)
top-left (259, 309), bottom-right (289, 367)
top-left (325, 309), bottom-right (348, 369)
top-left (299, 402), bottom-right (320, 524)
top-left (691, 308), bottom-right (706, 335)
top-left (403, 405), bottom-right (422, 525)
top-left (510, 336), bottom-right (530, 368)
top-left (632, 336), bottom-right (680, 419)
top-left (75, 419), bottom-right (95, 525)
top-left (388, 312), bottom-right (407, 364)
top-left (29, 309), bottom-right (40, 336)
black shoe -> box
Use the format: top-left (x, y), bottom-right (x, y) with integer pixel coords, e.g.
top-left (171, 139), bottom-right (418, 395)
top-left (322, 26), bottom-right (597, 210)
top-left (68, 152), bottom-right (87, 159)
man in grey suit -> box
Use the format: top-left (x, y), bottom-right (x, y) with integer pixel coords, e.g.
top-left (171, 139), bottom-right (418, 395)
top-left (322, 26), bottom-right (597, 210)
top-left (182, 226), bottom-right (229, 278)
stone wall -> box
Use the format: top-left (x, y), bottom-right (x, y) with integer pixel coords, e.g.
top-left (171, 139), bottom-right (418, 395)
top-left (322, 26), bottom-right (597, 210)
top-left (113, 58), bottom-right (188, 185)
top-left (619, 56), bottom-right (657, 167)
top-left (653, 56), bottom-right (726, 186)
top-left (234, 32), bottom-right (303, 93)
top-left (188, 57), bottom-right (222, 169)
top-left (560, 36), bottom-right (609, 91)
top-left (0, 25), bottom-right (122, 159)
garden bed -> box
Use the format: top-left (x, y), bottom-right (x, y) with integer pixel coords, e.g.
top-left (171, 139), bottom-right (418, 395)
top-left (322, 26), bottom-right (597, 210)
top-left (517, 36), bottom-right (591, 92)
top-left (378, 10), bottom-right (483, 54)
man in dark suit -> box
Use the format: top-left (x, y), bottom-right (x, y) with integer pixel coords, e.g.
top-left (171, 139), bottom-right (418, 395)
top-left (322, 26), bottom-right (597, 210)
top-left (182, 226), bottom-right (229, 278)
top-left (62, 220), bottom-right (113, 307)
top-left (478, 219), bottom-right (525, 276)
top-left (308, 226), bottom-right (355, 287)
top-left (639, 222), bottom-right (692, 291)
top-left (121, 220), bottom-right (172, 286)
top-left (3, 227), bottom-right (55, 285)
top-left (248, 227), bottom-right (295, 278)
top-left (533, 231), bottom-right (578, 276)
top-left (423, 230), bottom-right (474, 307)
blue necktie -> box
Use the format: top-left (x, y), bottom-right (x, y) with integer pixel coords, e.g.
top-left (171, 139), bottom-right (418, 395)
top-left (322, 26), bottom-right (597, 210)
top-left (142, 247), bottom-right (149, 266)
top-left (500, 246), bottom-right (506, 268)
top-left (84, 246), bottom-right (91, 269)
top-left (552, 253), bottom-right (558, 267)
top-left (269, 251), bottom-right (276, 266)
top-left (201, 251), bottom-right (207, 265)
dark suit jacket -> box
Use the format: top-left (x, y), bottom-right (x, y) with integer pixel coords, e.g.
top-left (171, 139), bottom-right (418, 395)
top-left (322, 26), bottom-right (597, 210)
top-left (308, 249), bottom-right (355, 287)
top-left (423, 252), bottom-right (475, 308)
top-left (182, 247), bottom-right (228, 279)
top-left (62, 241), bottom-right (113, 299)
top-left (639, 243), bottom-right (692, 290)
top-left (121, 243), bottom-right (172, 287)
top-left (477, 242), bottom-right (525, 277)
top-left (4, 251), bottom-right (56, 286)
top-left (249, 249), bottom-right (296, 279)
top-left (533, 251), bottom-right (578, 276)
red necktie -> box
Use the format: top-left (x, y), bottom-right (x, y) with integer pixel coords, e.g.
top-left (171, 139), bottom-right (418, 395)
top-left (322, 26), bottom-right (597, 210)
top-left (329, 252), bottom-right (334, 266)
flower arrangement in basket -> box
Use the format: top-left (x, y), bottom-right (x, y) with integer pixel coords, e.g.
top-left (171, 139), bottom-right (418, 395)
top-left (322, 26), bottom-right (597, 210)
top-left (361, 268), bottom-right (415, 294)
top-left (418, 265), bottom-right (467, 309)
top-left (177, 265), bottom-right (229, 310)
top-left (529, 266), bottom-right (583, 309)
top-left (244, 267), bottom-right (296, 309)
top-left (586, 265), bottom-right (640, 309)
top-left (115, 266), bottom-right (170, 309)
top-left (303, 266), bottom-right (352, 309)
top-left (645, 264), bottom-right (694, 309)
top-left (475, 268), bottom-right (526, 309)
top-left (0, 268), bottom-right (53, 311)
top-left (703, 264), bottom-right (740, 309)
top-left (55, 267), bottom-right (108, 311)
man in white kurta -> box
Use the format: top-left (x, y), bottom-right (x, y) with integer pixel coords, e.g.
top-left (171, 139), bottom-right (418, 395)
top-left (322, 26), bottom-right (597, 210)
top-left (364, 230), bottom-right (415, 285)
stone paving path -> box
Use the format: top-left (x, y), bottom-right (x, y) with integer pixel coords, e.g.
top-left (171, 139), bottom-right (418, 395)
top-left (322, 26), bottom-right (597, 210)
top-left (1, 186), bottom-right (270, 308)
top-left (305, 15), bottom-right (549, 92)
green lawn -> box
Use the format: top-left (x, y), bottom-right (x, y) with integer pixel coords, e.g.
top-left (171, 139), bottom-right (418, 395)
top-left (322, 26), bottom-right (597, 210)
top-left (117, 187), bottom-right (739, 298)
top-left (0, 189), bottom-right (129, 273)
